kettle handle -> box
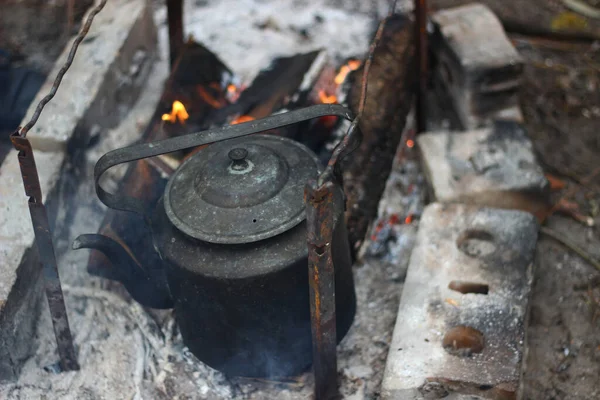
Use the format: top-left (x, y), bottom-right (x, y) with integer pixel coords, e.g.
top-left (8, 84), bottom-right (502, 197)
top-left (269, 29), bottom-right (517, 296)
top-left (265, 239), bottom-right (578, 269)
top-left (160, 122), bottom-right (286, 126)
top-left (95, 104), bottom-right (354, 221)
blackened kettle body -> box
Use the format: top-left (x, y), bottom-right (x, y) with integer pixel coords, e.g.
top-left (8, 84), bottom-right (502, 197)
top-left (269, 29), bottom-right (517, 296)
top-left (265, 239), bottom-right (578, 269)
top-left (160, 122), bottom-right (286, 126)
top-left (75, 134), bottom-right (356, 377)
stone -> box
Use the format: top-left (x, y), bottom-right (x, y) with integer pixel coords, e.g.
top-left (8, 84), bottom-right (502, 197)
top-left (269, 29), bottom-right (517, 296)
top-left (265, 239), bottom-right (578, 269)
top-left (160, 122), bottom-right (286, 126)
top-left (25, 0), bottom-right (157, 152)
top-left (381, 203), bottom-right (539, 399)
top-left (0, 247), bottom-right (43, 381)
top-left (0, 0), bottom-right (157, 381)
top-left (0, 151), bottom-right (64, 382)
top-left (430, 3), bottom-right (523, 129)
top-left (417, 121), bottom-right (550, 215)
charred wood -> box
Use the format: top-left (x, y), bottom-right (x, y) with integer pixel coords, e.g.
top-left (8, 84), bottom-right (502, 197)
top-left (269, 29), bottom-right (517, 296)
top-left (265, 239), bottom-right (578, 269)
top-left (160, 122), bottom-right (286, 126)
top-left (343, 15), bottom-right (415, 252)
top-left (208, 50), bottom-right (326, 126)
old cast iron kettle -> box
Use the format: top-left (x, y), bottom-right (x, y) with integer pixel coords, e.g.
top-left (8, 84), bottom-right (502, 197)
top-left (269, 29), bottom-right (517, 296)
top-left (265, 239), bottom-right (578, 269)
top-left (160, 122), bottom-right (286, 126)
top-left (74, 105), bottom-right (357, 377)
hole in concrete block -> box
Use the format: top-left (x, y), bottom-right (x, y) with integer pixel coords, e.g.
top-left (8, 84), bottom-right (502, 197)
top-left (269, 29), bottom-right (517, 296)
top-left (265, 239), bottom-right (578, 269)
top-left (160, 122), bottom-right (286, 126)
top-left (456, 230), bottom-right (496, 258)
top-left (442, 326), bottom-right (485, 357)
top-left (418, 380), bottom-right (449, 398)
top-left (448, 280), bottom-right (489, 295)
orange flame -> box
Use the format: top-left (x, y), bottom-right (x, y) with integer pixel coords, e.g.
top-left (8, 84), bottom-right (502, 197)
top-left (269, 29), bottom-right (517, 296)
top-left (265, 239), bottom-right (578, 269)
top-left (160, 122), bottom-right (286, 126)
top-left (406, 139), bottom-right (414, 148)
top-left (318, 90), bottom-right (337, 104)
top-left (231, 115), bottom-right (255, 125)
top-left (162, 101), bottom-right (189, 124)
top-left (334, 59), bottom-right (361, 85)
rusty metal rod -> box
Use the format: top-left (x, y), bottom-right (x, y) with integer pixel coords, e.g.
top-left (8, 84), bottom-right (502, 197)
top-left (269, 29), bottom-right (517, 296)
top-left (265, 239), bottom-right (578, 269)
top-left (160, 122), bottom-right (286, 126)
top-left (19, 0), bottom-right (107, 138)
top-left (414, 0), bottom-right (428, 133)
top-left (320, 0), bottom-right (400, 187)
top-left (167, 0), bottom-right (184, 66)
top-left (305, 181), bottom-right (338, 400)
top-left (308, 2), bottom-right (409, 398)
top-left (7, 0), bottom-right (109, 372)
top-left (5, 0), bottom-right (109, 372)
top-left (10, 134), bottom-right (79, 372)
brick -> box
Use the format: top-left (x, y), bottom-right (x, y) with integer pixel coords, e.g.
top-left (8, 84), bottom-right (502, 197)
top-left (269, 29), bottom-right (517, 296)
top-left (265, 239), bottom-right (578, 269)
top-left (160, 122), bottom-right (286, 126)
top-left (417, 121), bottom-right (549, 214)
top-left (431, 3), bottom-right (523, 129)
top-left (381, 203), bottom-right (538, 399)
top-left (0, 0), bottom-right (157, 381)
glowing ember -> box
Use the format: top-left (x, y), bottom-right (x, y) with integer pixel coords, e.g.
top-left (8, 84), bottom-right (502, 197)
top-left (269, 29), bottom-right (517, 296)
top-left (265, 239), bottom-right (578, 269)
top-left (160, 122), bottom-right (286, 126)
top-left (318, 89), bottom-right (337, 104)
top-left (405, 214), bottom-right (413, 224)
top-left (334, 59), bottom-right (361, 85)
top-left (231, 115), bottom-right (255, 125)
top-left (162, 101), bottom-right (189, 124)
top-left (196, 86), bottom-right (225, 109)
top-left (226, 83), bottom-right (245, 103)
top-left (406, 139), bottom-right (414, 148)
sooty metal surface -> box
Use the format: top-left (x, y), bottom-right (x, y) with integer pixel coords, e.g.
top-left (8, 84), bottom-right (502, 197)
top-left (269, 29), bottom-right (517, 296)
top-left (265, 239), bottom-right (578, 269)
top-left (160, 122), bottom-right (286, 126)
top-left (164, 134), bottom-right (321, 244)
top-left (153, 196), bottom-right (355, 377)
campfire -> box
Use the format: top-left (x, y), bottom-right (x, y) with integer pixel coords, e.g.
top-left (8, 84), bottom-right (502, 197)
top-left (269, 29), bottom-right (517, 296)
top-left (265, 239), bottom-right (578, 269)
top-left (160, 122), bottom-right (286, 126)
top-left (76, 39), bottom-right (376, 388)
top-left (0, 0), bottom-right (427, 393)
top-left (7, 0), bottom-right (591, 399)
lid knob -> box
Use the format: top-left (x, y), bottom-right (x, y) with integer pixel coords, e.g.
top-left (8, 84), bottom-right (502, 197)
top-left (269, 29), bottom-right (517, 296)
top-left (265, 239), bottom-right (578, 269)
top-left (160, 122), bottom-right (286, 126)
top-left (228, 148), bottom-right (249, 171)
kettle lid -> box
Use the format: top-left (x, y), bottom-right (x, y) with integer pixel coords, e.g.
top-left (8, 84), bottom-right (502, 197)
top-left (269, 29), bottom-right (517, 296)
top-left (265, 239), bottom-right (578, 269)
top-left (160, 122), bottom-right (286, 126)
top-left (163, 134), bottom-right (321, 244)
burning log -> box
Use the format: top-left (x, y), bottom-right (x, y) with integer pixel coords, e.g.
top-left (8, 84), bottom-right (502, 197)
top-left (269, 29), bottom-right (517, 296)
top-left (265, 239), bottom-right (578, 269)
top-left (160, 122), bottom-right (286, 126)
top-left (343, 14), bottom-right (416, 251)
top-left (208, 49), bottom-right (328, 139)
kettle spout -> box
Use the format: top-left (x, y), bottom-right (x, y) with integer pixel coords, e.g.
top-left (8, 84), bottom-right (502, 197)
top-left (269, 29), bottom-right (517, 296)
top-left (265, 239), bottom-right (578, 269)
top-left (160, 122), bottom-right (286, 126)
top-left (73, 234), bottom-right (173, 309)
top-left (73, 234), bottom-right (134, 282)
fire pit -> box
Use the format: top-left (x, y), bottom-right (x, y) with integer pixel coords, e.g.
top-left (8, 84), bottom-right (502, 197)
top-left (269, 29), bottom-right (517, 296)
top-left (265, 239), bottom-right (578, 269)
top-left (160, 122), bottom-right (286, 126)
top-left (0, 0), bottom-right (418, 399)
top-left (6, 1), bottom-right (584, 399)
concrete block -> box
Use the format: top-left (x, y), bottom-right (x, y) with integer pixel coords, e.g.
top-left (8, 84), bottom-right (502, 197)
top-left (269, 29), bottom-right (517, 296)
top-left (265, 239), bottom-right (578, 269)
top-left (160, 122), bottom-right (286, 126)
top-left (0, 138), bottom-right (64, 383)
top-left (381, 203), bottom-right (538, 399)
top-left (25, 0), bottom-right (157, 152)
top-left (417, 121), bottom-right (549, 214)
top-left (0, 248), bottom-right (43, 382)
top-left (431, 3), bottom-right (523, 129)
top-left (0, 0), bottom-right (157, 381)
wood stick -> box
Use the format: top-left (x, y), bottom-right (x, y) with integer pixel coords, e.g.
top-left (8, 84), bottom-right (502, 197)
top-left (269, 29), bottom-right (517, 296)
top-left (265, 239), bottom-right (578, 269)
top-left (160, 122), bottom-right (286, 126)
top-left (356, 0), bottom-right (399, 122)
